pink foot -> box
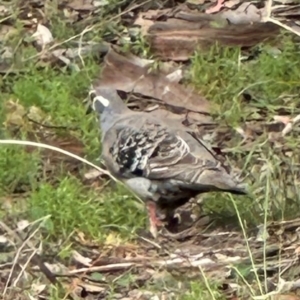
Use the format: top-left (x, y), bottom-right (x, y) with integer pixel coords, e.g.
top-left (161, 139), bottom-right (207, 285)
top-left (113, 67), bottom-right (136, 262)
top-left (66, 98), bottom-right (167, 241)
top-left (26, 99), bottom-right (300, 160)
top-left (146, 201), bottom-right (163, 238)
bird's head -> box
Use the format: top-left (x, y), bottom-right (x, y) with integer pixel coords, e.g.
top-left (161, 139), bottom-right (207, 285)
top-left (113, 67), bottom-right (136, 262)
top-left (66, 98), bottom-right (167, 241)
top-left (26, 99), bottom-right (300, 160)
top-left (85, 86), bottom-right (128, 115)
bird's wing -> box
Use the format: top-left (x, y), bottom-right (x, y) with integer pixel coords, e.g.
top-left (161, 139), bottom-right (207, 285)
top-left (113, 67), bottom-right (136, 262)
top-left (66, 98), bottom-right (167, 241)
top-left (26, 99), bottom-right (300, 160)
top-left (105, 118), bottom-right (219, 180)
top-left (103, 116), bottom-right (247, 194)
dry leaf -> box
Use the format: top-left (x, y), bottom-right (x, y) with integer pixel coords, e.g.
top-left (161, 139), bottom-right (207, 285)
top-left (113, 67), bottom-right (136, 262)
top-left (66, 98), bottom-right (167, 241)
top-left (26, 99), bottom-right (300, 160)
top-left (94, 48), bottom-right (211, 114)
top-left (282, 123), bottom-right (293, 136)
top-left (273, 0), bottom-right (298, 3)
top-left (72, 250), bottom-right (92, 266)
top-left (134, 12), bottom-right (156, 35)
top-left (63, 8), bottom-right (79, 22)
top-left (94, 0), bottom-right (109, 7)
top-left (165, 69), bottom-right (182, 83)
top-left (220, 2), bottom-right (264, 24)
top-left (43, 262), bottom-right (68, 273)
top-left (27, 106), bottom-right (46, 123)
top-left (134, 9), bottom-right (171, 36)
top-left (186, 0), bottom-right (206, 4)
top-left (84, 169), bottom-right (103, 180)
top-left (235, 127), bottom-right (247, 138)
top-left (272, 293), bottom-right (300, 300)
top-left (0, 235), bottom-right (8, 245)
top-left (77, 281), bottom-right (106, 293)
top-left (125, 52), bottom-right (154, 67)
top-left (31, 283), bottom-right (47, 296)
top-left (294, 246), bottom-right (300, 255)
top-left (3, 100), bottom-right (27, 127)
top-left (147, 109), bottom-right (186, 125)
top-left (273, 114), bottom-right (300, 136)
top-left (0, 5), bottom-right (8, 13)
top-left (17, 220), bottom-right (30, 231)
top-left (274, 115), bottom-right (291, 125)
top-left (31, 24), bottom-right (54, 48)
top-left (67, 0), bottom-right (95, 11)
top-left (105, 232), bottom-right (122, 246)
top-left (293, 114), bottom-right (300, 124)
top-left (1, 46), bottom-right (13, 59)
top-left (187, 111), bottom-right (214, 125)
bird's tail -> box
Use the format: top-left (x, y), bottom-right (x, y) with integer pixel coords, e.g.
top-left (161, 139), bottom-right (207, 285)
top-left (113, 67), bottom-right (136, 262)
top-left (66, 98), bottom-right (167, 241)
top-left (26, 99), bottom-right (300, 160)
top-left (211, 171), bottom-right (248, 195)
top-left (222, 183), bottom-right (248, 195)
top-left (188, 168), bottom-right (248, 195)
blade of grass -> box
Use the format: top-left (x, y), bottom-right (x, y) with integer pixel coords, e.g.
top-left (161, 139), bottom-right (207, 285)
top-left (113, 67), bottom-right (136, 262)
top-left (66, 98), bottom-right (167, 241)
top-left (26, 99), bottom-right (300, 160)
top-left (229, 194), bottom-right (264, 295)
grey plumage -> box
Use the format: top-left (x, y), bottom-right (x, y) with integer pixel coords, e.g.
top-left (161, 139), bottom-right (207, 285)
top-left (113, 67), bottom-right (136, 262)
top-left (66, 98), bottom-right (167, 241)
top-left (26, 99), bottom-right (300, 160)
top-left (89, 86), bottom-right (247, 235)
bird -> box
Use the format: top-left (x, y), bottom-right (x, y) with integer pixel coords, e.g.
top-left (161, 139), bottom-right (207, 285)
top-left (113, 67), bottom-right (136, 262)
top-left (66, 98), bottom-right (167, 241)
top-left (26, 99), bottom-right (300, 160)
top-left (88, 86), bottom-right (248, 237)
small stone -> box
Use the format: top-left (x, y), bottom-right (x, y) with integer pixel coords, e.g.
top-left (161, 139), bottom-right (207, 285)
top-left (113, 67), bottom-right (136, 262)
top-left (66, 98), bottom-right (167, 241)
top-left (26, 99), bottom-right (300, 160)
top-left (17, 220), bottom-right (29, 231)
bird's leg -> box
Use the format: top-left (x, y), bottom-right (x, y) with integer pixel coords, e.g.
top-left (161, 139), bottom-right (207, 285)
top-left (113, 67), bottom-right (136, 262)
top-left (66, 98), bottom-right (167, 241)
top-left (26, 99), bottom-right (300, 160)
top-left (146, 201), bottom-right (163, 238)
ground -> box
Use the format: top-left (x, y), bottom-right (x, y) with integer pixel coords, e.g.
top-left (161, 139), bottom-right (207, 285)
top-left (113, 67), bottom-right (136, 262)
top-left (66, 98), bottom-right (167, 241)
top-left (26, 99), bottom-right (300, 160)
top-left (1, 1), bottom-right (300, 300)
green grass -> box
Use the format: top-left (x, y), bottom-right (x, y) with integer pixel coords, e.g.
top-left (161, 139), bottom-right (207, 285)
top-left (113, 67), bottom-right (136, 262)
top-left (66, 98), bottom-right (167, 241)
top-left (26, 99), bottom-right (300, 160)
top-left (182, 281), bottom-right (225, 300)
top-left (2, 1), bottom-right (300, 298)
top-left (189, 34), bottom-right (300, 226)
top-left (27, 177), bottom-right (145, 240)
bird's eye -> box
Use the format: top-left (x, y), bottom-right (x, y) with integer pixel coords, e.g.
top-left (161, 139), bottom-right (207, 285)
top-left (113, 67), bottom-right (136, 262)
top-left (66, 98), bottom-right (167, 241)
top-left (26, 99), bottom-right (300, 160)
top-left (89, 90), bottom-right (97, 102)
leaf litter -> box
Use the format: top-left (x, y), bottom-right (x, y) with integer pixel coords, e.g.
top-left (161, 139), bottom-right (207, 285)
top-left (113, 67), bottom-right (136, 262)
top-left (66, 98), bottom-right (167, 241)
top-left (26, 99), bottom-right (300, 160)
top-left (3, 217), bottom-right (300, 299)
top-left (2, 0), bottom-right (300, 299)
top-left (92, 46), bottom-right (212, 120)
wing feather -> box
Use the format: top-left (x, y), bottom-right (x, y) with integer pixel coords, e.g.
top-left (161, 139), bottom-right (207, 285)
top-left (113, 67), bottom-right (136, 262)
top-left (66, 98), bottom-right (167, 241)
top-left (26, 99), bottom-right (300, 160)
top-left (107, 120), bottom-right (219, 182)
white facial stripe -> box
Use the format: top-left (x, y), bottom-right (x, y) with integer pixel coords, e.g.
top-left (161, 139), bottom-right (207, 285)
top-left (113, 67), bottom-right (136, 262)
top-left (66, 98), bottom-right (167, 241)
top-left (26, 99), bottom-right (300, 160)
top-left (95, 95), bottom-right (110, 107)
